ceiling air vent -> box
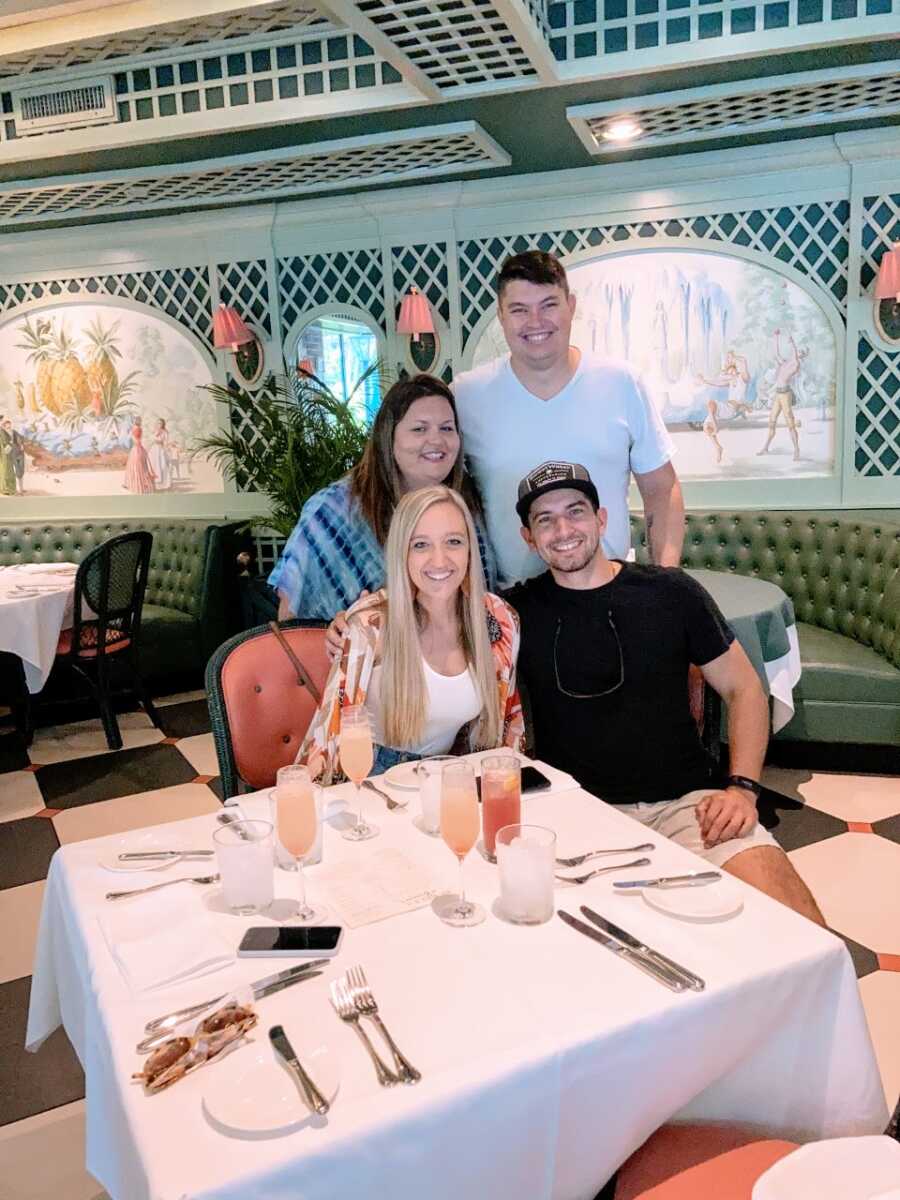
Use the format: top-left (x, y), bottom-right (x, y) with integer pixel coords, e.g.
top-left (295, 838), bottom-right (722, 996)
top-left (11, 76), bottom-right (116, 135)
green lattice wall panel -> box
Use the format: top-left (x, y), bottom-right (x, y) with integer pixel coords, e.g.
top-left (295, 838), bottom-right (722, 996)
top-left (391, 243), bottom-right (451, 323)
top-left (217, 259), bottom-right (272, 337)
top-left (856, 335), bottom-right (900, 477)
top-left (277, 248), bottom-right (386, 340)
top-left (458, 201), bottom-right (850, 344)
top-left (861, 194), bottom-right (900, 295)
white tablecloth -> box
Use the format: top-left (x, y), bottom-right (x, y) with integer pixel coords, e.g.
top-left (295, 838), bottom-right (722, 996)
top-left (0, 563), bottom-right (79, 692)
top-left (27, 775), bottom-right (887, 1200)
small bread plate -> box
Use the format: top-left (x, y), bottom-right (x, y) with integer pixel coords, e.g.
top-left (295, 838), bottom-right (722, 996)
top-left (97, 831), bottom-right (207, 874)
top-left (202, 1042), bottom-right (339, 1136)
top-left (641, 876), bottom-right (743, 922)
top-left (382, 761), bottom-right (423, 790)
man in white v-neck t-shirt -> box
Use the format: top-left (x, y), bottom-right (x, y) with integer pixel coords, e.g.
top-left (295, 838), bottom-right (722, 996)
top-left (454, 251), bottom-right (685, 586)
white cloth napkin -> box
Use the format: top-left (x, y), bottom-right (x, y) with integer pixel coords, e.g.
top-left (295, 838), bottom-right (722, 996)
top-left (752, 1137), bottom-right (900, 1200)
top-left (99, 889), bottom-right (234, 993)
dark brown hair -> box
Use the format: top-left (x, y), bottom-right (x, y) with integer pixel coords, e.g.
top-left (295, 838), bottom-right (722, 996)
top-left (497, 251), bottom-right (570, 301)
top-left (348, 374), bottom-right (483, 544)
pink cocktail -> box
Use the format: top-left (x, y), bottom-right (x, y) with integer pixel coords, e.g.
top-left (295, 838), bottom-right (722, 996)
top-left (481, 755), bottom-right (521, 856)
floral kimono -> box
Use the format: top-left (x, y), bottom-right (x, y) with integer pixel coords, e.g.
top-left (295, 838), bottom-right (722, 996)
top-left (298, 588), bottom-right (524, 784)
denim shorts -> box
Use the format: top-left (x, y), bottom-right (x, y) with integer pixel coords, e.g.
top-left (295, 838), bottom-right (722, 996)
top-left (371, 745), bottom-right (422, 776)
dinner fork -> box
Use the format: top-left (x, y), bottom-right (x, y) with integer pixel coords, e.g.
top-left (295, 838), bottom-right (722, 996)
top-left (556, 857), bottom-right (651, 885)
top-left (329, 979), bottom-right (400, 1086)
top-left (347, 965), bottom-right (420, 1084)
top-left (361, 778), bottom-right (402, 811)
top-left (556, 843), bottom-right (654, 868)
top-left (105, 874), bottom-right (219, 901)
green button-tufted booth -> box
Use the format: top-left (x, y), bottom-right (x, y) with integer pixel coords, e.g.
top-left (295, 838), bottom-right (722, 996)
top-left (0, 518), bottom-right (237, 684)
top-left (632, 510), bottom-right (900, 745)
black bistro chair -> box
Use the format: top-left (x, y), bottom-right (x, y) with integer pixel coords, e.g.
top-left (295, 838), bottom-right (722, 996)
top-left (54, 531), bottom-right (160, 750)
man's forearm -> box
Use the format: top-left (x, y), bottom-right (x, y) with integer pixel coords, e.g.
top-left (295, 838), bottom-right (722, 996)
top-left (645, 479), bottom-right (685, 567)
top-left (723, 679), bottom-right (769, 782)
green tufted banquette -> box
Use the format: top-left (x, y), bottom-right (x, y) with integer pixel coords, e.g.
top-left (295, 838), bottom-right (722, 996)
top-left (632, 510), bottom-right (900, 744)
top-left (0, 518), bottom-right (237, 683)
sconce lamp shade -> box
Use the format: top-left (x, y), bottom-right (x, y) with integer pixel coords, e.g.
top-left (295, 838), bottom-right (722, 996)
top-left (875, 244), bottom-right (900, 301)
top-left (396, 288), bottom-right (435, 342)
top-left (213, 304), bottom-right (254, 350)
top-left (297, 358), bottom-right (314, 374)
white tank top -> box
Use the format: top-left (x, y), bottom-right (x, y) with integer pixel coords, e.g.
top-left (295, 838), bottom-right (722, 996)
top-left (367, 658), bottom-right (482, 755)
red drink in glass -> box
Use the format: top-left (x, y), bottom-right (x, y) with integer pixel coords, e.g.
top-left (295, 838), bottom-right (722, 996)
top-left (481, 756), bottom-right (521, 856)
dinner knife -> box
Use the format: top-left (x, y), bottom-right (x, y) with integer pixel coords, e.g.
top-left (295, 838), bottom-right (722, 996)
top-left (136, 967), bottom-right (325, 1052)
top-left (119, 850), bottom-right (215, 860)
top-left (269, 1024), bottom-right (330, 1115)
top-left (557, 910), bottom-right (688, 992)
top-left (579, 906), bottom-right (705, 992)
top-left (613, 871), bottom-right (721, 889)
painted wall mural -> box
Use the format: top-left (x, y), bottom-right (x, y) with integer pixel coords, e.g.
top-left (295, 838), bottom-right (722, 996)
top-left (0, 303), bottom-right (224, 498)
top-left (472, 249), bottom-right (838, 481)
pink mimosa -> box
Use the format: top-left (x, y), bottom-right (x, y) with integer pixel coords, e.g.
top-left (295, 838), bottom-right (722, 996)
top-left (440, 785), bottom-right (480, 858)
top-left (339, 728), bottom-right (374, 785)
top-left (276, 781), bottom-right (317, 858)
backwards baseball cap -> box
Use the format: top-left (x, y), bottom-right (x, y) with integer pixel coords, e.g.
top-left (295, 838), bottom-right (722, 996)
top-left (515, 460), bottom-right (600, 524)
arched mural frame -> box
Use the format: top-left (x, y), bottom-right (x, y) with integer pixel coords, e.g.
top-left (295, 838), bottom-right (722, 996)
top-left (0, 293), bottom-right (232, 518)
top-left (460, 235), bottom-right (847, 506)
top-left (281, 302), bottom-right (387, 379)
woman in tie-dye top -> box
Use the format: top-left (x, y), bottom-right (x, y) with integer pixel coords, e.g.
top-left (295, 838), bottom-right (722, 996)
top-left (269, 374), bottom-right (496, 621)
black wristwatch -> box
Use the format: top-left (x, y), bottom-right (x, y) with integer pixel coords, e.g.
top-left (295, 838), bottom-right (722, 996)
top-left (725, 774), bottom-right (762, 799)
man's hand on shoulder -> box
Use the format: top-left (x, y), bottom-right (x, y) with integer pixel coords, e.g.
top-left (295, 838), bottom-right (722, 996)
top-left (695, 786), bottom-right (757, 848)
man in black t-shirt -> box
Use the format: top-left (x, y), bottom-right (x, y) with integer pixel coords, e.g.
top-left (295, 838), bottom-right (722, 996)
top-left (509, 460), bottom-right (824, 925)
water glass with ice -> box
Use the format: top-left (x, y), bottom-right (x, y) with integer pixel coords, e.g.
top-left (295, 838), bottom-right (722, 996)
top-left (418, 756), bottom-right (455, 835)
top-left (213, 819), bottom-right (274, 915)
top-left (496, 824), bottom-right (556, 925)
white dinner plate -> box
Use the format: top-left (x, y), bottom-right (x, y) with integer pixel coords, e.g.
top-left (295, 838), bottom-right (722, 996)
top-left (382, 762), bottom-right (423, 790)
top-left (97, 830), bottom-right (212, 873)
top-left (641, 876), bottom-right (743, 922)
top-left (202, 1040), bottom-right (339, 1136)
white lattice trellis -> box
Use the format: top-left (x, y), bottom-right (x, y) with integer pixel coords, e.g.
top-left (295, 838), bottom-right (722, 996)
top-left (569, 65), bottom-right (900, 156)
top-left (458, 202), bottom-right (850, 341)
top-left (217, 260), bottom-right (272, 337)
top-left (0, 266), bottom-right (213, 346)
top-left (0, 1), bottom-right (326, 79)
top-left (861, 194), bottom-right (900, 295)
top-left (391, 243), bottom-right (451, 322)
top-left (856, 336), bottom-right (900, 477)
top-left (278, 248), bottom-right (387, 340)
top-left (0, 123), bottom-right (509, 226)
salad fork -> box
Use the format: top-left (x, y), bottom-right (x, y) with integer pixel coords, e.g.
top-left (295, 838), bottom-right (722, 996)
top-left (556, 843), bottom-right (654, 868)
top-left (329, 979), bottom-right (399, 1086)
top-left (347, 965), bottom-right (420, 1084)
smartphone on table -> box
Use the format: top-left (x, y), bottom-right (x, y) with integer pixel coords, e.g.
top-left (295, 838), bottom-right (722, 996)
top-left (237, 926), bottom-right (344, 958)
top-left (476, 764), bottom-right (551, 800)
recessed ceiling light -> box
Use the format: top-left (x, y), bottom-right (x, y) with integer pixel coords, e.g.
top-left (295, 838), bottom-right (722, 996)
top-left (600, 118), bottom-right (642, 143)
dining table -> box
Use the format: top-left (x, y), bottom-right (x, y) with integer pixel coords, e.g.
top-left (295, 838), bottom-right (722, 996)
top-left (687, 568), bottom-right (800, 733)
top-left (0, 561), bottom-right (80, 693)
top-left (26, 754), bottom-right (887, 1200)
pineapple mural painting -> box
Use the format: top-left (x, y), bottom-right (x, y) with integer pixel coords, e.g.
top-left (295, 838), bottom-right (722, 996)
top-left (0, 303), bottom-right (223, 498)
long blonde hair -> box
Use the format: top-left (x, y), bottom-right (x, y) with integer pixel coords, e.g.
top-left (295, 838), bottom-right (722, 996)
top-left (379, 485), bottom-right (500, 750)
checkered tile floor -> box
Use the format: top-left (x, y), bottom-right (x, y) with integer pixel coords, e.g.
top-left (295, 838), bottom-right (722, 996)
top-left (1, 698), bottom-right (898, 1198)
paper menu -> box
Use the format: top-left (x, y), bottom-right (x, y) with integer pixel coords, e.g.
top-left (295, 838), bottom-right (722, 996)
top-left (315, 849), bottom-right (438, 927)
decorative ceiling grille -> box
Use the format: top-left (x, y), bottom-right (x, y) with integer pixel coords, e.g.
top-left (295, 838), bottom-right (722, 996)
top-left (0, 267), bottom-right (213, 346)
top-left (391, 242), bottom-right (451, 322)
top-left (0, 123), bottom-right (509, 225)
top-left (217, 260), bottom-right (272, 337)
top-left (861, 194), bottom-right (900, 294)
top-left (0, 1), bottom-right (327, 79)
top-left (569, 66), bottom-right (900, 155)
top-left (549, 0), bottom-right (896, 63)
top-left (354, 0), bottom-right (542, 87)
top-left (278, 248), bottom-right (386, 340)
top-left (458, 201), bottom-right (850, 342)
top-left (856, 335), bottom-right (900, 478)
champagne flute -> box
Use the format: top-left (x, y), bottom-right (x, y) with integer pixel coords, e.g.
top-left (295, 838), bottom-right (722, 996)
top-left (434, 761), bottom-right (485, 927)
top-left (339, 705), bottom-right (378, 842)
top-left (274, 765), bottom-right (327, 924)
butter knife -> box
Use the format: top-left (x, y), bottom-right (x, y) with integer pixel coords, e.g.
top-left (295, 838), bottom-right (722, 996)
top-left (119, 850), bottom-right (214, 860)
top-left (558, 910), bottom-right (688, 992)
top-left (269, 1024), bottom-right (330, 1115)
top-left (580, 905), bottom-right (705, 992)
top-left (613, 871), bottom-right (721, 889)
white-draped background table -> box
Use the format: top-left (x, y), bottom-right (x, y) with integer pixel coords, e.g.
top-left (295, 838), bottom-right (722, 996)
top-left (0, 562), bottom-right (79, 692)
top-left (27, 765), bottom-right (887, 1200)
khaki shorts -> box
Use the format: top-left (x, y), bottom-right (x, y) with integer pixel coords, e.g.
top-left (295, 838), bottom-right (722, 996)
top-left (618, 789), bottom-right (779, 869)
top-left (768, 388), bottom-right (797, 430)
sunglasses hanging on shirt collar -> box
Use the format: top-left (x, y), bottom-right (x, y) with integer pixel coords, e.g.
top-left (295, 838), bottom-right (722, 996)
top-left (553, 610), bottom-right (625, 699)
